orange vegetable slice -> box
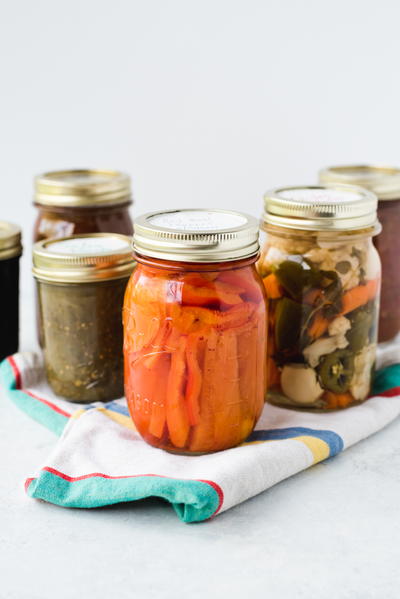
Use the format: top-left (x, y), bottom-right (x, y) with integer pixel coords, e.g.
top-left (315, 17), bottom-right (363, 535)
top-left (185, 333), bottom-right (203, 426)
top-left (217, 269), bottom-right (264, 302)
top-left (323, 391), bottom-right (354, 409)
top-left (263, 273), bottom-right (283, 299)
top-left (148, 353), bottom-right (170, 438)
top-left (189, 329), bottom-right (218, 452)
top-left (166, 336), bottom-right (190, 449)
top-left (340, 278), bottom-right (380, 315)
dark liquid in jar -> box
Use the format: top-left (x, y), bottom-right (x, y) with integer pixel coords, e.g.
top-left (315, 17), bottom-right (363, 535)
top-left (374, 199), bottom-right (400, 341)
top-left (0, 255), bottom-right (20, 361)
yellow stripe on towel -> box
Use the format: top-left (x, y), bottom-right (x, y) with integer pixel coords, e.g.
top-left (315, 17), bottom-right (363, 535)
top-left (98, 408), bottom-right (136, 430)
top-left (295, 435), bottom-right (330, 464)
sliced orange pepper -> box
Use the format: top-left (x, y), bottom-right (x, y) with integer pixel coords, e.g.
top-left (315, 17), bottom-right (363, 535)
top-left (182, 280), bottom-right (243, 308)
top-left (189, 329), bottom-right (218, 452)
top-left (217, 269), bottom-right (264, 303)
top-left (185, 333), bottom-right (203, 426)
top-left (148, 353), bottom-right (170, 438)
top-left (212, 330), bottom-right (243, 449)
top-left (236, 322), bottom-right (257, 417)
top-left (166, 336), bottom-right (190, 448)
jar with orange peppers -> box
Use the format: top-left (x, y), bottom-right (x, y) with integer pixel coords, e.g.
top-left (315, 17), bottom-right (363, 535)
top-left (257, 185), bottom-right (381, 411)
top-left (123, 209), bottom-right (267, 454)
top-left (319, 165), bottom-right (400, 342)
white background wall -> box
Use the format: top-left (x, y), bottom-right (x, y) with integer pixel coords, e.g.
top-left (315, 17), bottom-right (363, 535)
top-left (1, 0), bottom-right (400, 344)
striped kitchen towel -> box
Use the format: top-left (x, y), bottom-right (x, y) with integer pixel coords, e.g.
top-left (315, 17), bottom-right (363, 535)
top-left (1, 342), bottom-right (400, 523)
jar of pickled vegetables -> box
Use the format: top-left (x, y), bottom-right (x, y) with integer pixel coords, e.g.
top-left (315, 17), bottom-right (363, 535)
top-left (258, 185), bottom-right (381, 411)
top-left (0, 221), bottom-right (22, 362)
top-left (33, 234), bottom-right (135, 402)
top-left (123, 209), bottom-right (267, 454)
top-left (320, 165), bottom-right (400, 342)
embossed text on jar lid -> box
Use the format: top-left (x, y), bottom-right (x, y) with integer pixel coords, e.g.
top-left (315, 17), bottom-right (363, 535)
top-left (34, 169), bottom-right (132, 207)
top-left (32, 233), bottom-right (135, 283)
top-left (263, 184), bottom-right (379, 231)
top-left (133, 209), bottom-right (260, 262)
top-left (0, 221), bottom-right (22, 261)
top-left (319, 165), bottom-right (400, 201)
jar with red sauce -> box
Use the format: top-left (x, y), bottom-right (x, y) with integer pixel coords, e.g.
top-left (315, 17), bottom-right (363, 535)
top-left (123, 209), bottom-right (267, 454)
top-left (320, 165), bottom-right (400, 342)
top-left (33, 169), bottom-right (134, 242)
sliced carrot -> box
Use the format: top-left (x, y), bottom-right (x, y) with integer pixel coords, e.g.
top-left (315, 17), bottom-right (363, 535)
top-left (124, 355), bottom-right (153, 435)
top-left (212, 330), bottom-right (243, 449)
top-left (340, 278), bottom-right (380, 315)
top-left (166, 336), bottom-right (190, 448)
top-left (236, 322), bottom-right (257, 416)
top-left (308, 312), bottom-right (330, 340)
top-left (185, 334), bottom-right (203, 426)
top-left (189, 329), bottom-right (218, 452)
top-left (323, 391), bottom-right (354, 409)
top-left (303, 288), bottom-right (324, 306)
top-left (148, 353), bottom-right (170, 438)
top-left (263, 273), bottom-right (283, 299)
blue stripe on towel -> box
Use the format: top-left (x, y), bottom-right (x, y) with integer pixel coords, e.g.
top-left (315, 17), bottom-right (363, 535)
top-left (247, 427), bottom-right (344, 457)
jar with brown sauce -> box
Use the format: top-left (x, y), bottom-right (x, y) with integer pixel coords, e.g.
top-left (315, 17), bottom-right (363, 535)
top-left (33, 169), bottom-right (134, 242)
top-left (33, 169), bottom-right (134, 345)
top-left (320, 165), bottom-right (400, 342)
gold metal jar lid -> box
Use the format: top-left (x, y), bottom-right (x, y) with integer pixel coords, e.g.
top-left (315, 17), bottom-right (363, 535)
top-left (0, 221), bottom-right (22, 261)
top-left (33, 233), bottom-right (135, 283)
top-left (319, 165), bottom-right (400, 201)
top-left (34, 169), bottom-right (132, 207)
top-left (263, 184), bottom-right (379, 231)
top-left (133, 209), bottom-right (260, 263)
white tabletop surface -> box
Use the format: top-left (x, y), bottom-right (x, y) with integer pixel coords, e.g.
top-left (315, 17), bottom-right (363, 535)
top-left (1, 282), bottom-right (400, 599)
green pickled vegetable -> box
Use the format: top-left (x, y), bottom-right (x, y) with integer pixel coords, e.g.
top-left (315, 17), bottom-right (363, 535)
top-left (274, 261), bottom-right (305, 300)
top-left (318, 349), bottom-right (355, 393)
top-left (275, 297), bottom-right (303, 352)
top-left (346, 307), bottom-right (373, 352)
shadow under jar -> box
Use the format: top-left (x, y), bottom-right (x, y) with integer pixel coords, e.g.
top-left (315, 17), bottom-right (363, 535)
top-left (0, 222), bottom-right (22, 362)
top-left (123, 209), bottom-right (267, 454)
top-left (33, 234), bottom-right (135, 402)
top-left (257, 185), bottom-right (381, 411)
top-left (319, 165), bottom-right (400, 342)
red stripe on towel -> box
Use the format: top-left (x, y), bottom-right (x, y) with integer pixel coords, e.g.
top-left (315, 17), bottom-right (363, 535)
top-left (29, 467), bottom-right (224, 517)
top-left (376, 386), bottom-right (400, 398)
top-left (7, 355), bottom-right (21, 389)
top-left (24, 390), bottom-right (71, 418)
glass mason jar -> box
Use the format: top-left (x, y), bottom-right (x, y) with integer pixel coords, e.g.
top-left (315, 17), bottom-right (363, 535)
top-left (0, 222), bottom-right (22, 362)
top-left (33, 169), bottom-right (134, 346)
top-left (123, 209), bottom-right (267, 454)
top-left (257, 185), bottom-right (381, 411)
top-left (320, 165), bottom-right (400, 342)
top-left (33, 169), bottom-right (134, 242)
top-left (33, 234), bottom-right (135, 402)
